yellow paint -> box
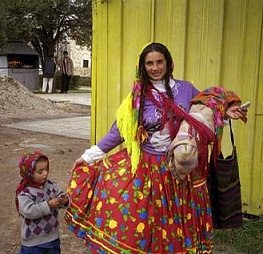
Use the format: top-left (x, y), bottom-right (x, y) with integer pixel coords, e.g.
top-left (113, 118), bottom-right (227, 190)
top-left (92, 0), bottom-right (263, 214)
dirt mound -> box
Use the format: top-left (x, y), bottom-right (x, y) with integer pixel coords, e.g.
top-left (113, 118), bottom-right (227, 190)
top-left (0, 76), bottom-right (64, 119)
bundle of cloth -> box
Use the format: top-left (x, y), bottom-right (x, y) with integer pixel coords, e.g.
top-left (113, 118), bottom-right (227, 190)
top-left (167, 86), bottom-right (246, 179)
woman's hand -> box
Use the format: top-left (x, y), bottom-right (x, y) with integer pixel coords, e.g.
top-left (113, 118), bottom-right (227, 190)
top-left (226, 105), bottom-right (247, 120)
top-left (71, 157), bottom-right (85, 171)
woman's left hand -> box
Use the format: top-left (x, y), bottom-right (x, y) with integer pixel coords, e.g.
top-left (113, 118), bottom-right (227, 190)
top-left (226, 105), bottom-right (247, 120)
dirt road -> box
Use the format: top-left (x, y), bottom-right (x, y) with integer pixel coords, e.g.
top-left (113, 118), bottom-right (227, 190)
top-left (0, 105), bottom-right (89, 254)
top-left (0, 101), bottom-right (242, 254)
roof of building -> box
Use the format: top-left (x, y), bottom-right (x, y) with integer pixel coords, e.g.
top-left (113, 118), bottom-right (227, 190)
top-left (0, 41), bottom-right (38, 55)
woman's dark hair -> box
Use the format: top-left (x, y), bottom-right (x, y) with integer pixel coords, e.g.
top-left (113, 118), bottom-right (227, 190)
top-left (137, 42), bottom-right (174, 127)
top-left (138, 42), bottom-right (174, 93)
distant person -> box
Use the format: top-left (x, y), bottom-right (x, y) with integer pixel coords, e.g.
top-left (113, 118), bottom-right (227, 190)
top-left (16, 151), bottom-right (69, 254)
top-left (42, 55), bottom-right (56, 94)
top-left (60, 51), bottom-right (73, 94)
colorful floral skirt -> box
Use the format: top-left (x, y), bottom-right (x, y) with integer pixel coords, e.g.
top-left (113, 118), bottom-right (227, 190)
top-left (65, 149), bottom-right (213, 254)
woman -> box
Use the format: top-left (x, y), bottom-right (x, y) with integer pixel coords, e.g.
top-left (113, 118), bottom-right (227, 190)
top-left (65, 43), bottom-right (246, 253)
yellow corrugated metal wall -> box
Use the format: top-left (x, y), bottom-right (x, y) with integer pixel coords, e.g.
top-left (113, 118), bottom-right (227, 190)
top-left (91, 0), bottom-right (263, 215)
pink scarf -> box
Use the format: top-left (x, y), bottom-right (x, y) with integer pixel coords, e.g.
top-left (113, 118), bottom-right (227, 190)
top-left (15, 151), bottom-right (49, 212)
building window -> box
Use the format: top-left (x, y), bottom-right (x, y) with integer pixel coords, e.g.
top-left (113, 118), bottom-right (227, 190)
top-left (83, 60), bottom-right (89, 68)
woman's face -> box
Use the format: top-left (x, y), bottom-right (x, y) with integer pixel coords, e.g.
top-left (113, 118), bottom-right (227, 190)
top-left (144, 51), bottom-right (167, 81)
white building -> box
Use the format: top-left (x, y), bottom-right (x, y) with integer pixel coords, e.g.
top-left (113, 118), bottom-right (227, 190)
top-left (57, 40), bottom-right (91, 77)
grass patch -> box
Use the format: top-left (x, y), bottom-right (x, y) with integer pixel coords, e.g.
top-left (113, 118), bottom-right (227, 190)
top-left (214, 218), bottom-right (263, 253)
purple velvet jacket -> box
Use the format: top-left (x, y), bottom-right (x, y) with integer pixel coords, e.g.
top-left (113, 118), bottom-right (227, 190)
top-left (97, 79), bottom-right (199, 155)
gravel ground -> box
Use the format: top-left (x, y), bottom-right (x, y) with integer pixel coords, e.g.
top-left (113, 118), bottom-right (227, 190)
top-left (0, 76), bottom-right (64, 119)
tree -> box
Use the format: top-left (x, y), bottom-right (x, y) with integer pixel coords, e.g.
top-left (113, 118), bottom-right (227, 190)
top-left (0, 0), bottom-right (92, 68)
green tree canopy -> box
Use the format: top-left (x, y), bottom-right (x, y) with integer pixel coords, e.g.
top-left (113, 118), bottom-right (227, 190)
top-left (0, 0), bottom-right (92, 67)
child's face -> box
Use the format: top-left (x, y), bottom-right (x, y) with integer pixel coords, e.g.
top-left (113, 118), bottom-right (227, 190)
top-left (33, 160), bottom-right (49, 185)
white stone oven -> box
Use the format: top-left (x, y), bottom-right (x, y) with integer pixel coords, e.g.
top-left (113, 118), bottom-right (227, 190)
top-left (0, 41), bottom-right (39, 90)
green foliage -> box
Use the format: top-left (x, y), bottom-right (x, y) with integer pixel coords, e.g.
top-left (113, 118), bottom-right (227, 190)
top-left (53, 73), bottom-right (91, 90)
top-left (0, 0), bottom-right (92, 65)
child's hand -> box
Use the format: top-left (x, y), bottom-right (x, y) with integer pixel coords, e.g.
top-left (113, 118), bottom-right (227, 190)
top-left (48, 198), bottom-right (61, 209)
top-left (58, 194), bottom-right (69, 205)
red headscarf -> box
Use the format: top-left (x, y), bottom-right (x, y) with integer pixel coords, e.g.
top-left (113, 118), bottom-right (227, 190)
top-left (15, 151), bottom-right (49, 212)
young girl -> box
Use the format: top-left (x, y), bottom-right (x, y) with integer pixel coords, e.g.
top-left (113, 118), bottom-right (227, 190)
top-left (16, 151), bottom-right (69, 254)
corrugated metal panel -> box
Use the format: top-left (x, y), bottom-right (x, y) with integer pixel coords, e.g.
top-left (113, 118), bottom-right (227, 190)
top-left (92, 0), bottom-right (263, 214)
